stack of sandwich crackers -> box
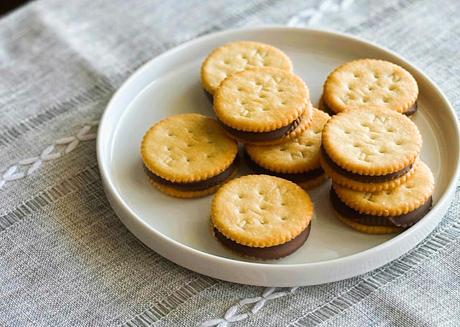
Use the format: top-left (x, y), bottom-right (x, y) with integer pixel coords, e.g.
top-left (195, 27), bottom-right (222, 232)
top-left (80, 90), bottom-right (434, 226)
top-left (140, 41), bottom-right (434, 259)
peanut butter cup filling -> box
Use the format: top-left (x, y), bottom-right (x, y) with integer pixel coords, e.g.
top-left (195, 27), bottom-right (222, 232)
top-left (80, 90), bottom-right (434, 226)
top-left (330, 188), bottom-right (432, 227)
top-left (218, 115), bottom-right (302, 142)
top-left (204, 89), bottom-right (214, 104)
top-left (214, 223), bottom-right (311, 259)
top-left (144, 158), bottom-right (237, 191)
top-left (321, 147), bottom-right (413, 183)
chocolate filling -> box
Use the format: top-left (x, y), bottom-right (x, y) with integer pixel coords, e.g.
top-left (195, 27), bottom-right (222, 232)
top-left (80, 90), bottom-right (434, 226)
top-left (203, 89), bottom-right (214, 104)
top-left (322, 99), bottom-right (417, 116)
top-left (218, 116), bottom-right (302, 142)
top-left (244, 150), bottom-right (324, 183)
top-left (321, 147), bottom-right (413, 183)
top-left (144, 158), bottom-right (237, 191)
top-left (214, 223), bottom-right (311, 259)
top-left (319, 98), bottom-right (336, 116)
top-left (402, 102), bottom-right (418, 115)
top-left (330, 187), bottom-right (432, 227)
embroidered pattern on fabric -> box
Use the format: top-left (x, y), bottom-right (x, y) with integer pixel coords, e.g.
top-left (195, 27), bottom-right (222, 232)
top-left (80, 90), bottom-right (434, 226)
top-left (0, 121), bottom-right (98, 189)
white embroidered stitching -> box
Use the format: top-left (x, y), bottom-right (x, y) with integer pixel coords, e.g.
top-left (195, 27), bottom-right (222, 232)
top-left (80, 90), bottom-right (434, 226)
top-left (0, 121), bottom-right (98, 190)
top-left (287, 0), bottom-right (354, 27)
top-left (203, 216), bottom-right (459, 326)
top-left (201, 287), bottom-right (298, 326)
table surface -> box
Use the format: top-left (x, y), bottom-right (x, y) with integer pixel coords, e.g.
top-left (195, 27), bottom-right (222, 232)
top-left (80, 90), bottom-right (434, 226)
top-left (0, 1), bottom-right (459, 326)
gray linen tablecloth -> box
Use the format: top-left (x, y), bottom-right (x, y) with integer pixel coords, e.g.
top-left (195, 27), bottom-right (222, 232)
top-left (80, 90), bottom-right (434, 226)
top-left (0, 0), bottom-right (459, 326)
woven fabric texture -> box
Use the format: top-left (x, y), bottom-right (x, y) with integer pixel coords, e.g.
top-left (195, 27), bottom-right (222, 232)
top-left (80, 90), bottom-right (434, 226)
top-left (0, 0), bottom-right (459, 326)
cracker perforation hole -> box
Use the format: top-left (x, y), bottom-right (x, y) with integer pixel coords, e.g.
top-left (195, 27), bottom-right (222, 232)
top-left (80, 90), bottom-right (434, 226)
top-left (238, 219), bottom-right (248, 228)
top-left (391, 73), bottom-right (401, 82)
top-left (364, 193), bottom-right (374, 201)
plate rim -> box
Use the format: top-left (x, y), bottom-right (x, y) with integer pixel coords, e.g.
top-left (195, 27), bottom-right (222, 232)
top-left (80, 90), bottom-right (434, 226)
top-left (96, 26), bottom-right (460, 285)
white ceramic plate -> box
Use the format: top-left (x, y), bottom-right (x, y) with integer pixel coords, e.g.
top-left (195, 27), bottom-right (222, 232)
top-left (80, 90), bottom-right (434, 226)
top-left (97, 27), bottom-right (460, 287)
